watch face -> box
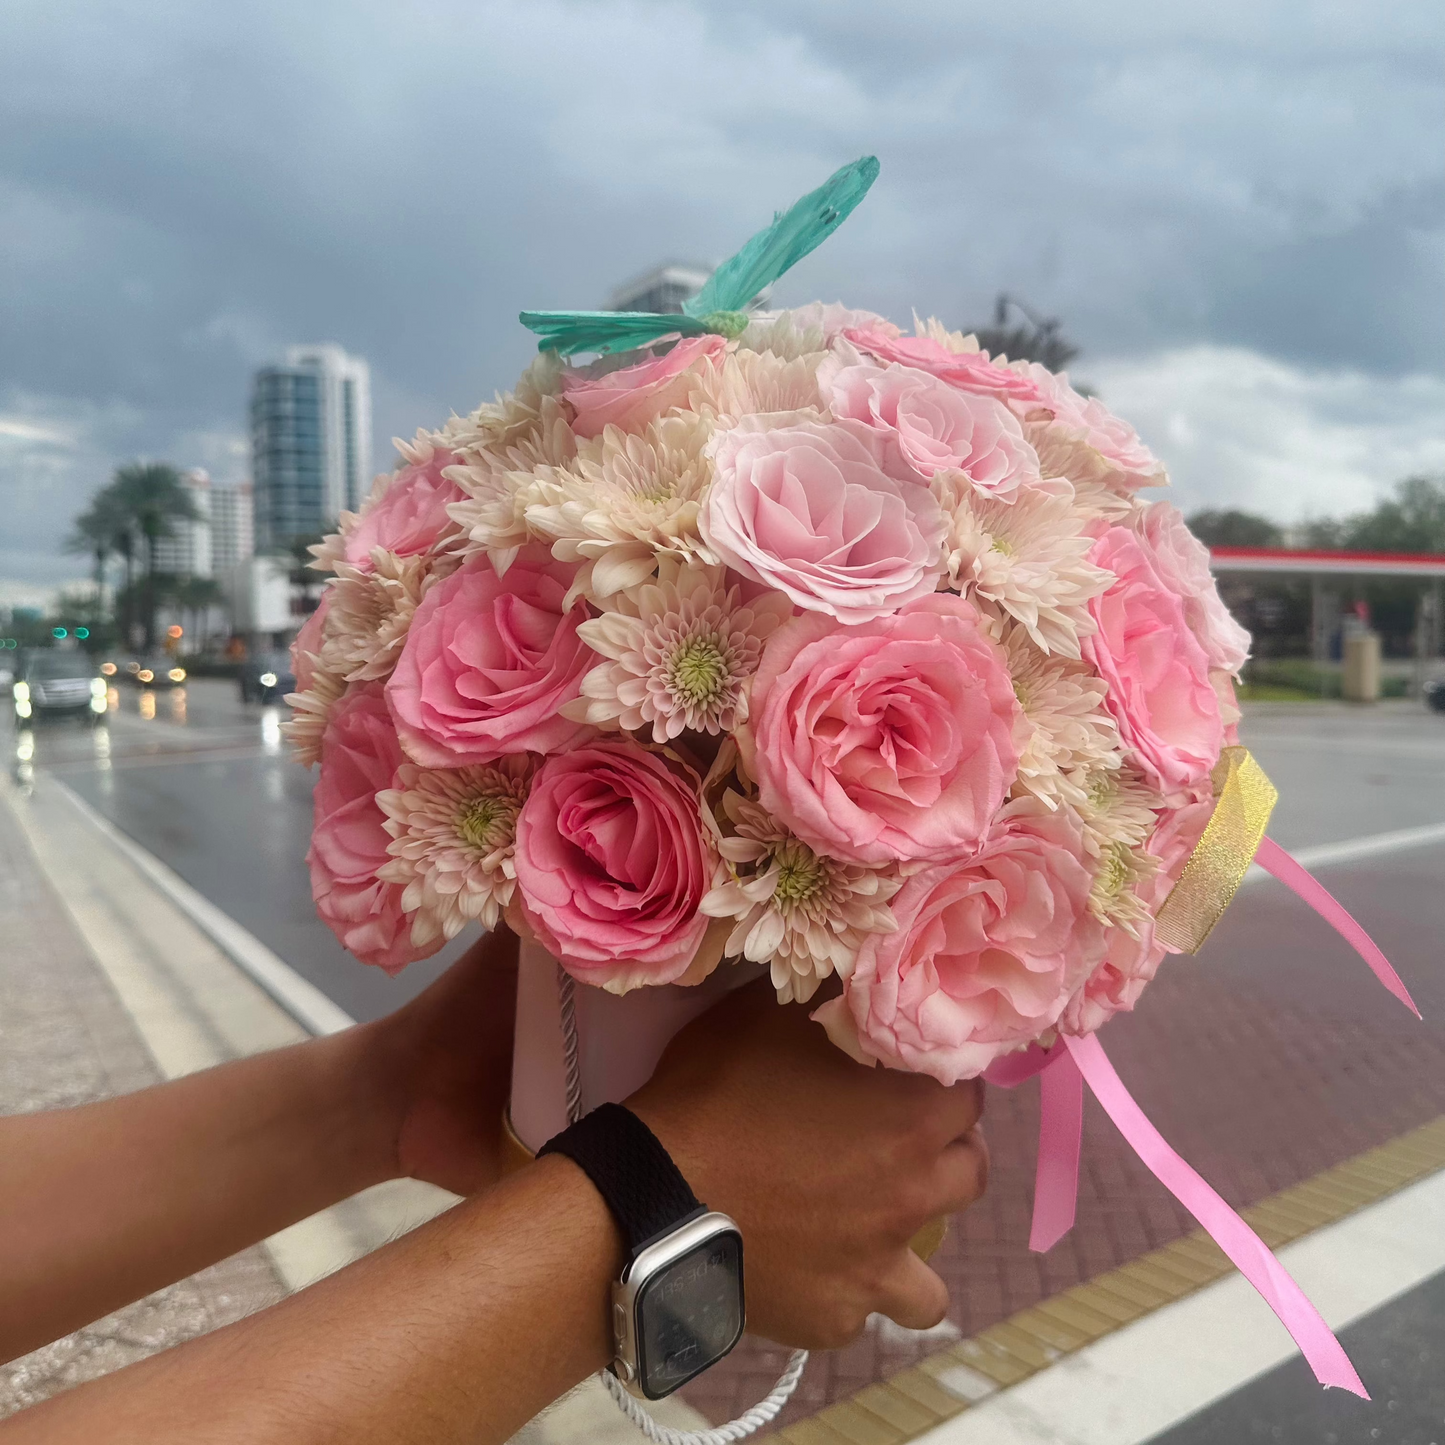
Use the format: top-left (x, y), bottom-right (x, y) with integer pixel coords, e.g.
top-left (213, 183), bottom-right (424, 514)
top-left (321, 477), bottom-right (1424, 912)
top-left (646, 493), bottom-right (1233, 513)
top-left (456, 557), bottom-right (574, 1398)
top-left (635, 1229), bottom-right (744, 1398)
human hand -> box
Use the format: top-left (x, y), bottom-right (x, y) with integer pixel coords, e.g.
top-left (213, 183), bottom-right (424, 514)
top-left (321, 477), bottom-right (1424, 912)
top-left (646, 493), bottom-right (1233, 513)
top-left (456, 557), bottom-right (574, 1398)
top-left (627, 978), bottom-right (987, 1350)
top-left (361, 928), bottom-right (519, 1197)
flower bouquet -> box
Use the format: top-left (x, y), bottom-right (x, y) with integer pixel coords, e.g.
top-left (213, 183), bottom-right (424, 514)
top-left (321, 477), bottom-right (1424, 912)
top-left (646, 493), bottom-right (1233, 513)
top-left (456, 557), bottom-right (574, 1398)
top-left (289, 159), bottom-right (1415, 1412)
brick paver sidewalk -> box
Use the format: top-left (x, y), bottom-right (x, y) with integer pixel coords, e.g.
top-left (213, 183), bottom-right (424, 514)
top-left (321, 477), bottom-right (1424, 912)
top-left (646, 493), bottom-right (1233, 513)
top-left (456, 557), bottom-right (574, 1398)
top-left (0, 778), bottom-right (285, 1417)
top-left (684, 842), bottom-right (1445, 1429)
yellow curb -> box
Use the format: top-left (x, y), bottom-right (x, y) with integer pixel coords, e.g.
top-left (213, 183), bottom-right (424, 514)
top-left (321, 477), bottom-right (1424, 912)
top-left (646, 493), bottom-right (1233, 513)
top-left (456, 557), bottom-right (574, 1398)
top-left (774, 1113), bottom-right (1445, 1444)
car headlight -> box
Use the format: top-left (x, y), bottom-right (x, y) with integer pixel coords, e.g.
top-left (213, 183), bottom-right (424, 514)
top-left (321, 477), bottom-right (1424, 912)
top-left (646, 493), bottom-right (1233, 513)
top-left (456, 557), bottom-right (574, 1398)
top-left (12, 681), bottom-right (28, 702)
top-left (169, 668), bottom-right (186, 683)
top-left (90, 696), bottom-right (107, 713)
top-left (138, 669), bottom-right (154, 683)
top-left (15, 698), bottom-right (32, 718)
top-left (90, 677), bottom-right (107, 697)
top-left (259, 672), bottom-right (278, 687)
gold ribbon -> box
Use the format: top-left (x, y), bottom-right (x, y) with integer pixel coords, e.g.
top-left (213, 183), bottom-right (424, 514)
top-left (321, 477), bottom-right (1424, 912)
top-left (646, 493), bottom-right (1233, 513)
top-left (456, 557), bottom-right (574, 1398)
top-left (1153, 746), bottom-right (1279, 954)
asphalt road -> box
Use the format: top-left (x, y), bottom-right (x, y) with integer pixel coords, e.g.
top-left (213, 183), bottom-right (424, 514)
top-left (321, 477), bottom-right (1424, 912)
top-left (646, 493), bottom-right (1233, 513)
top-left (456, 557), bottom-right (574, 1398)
top-left (10, 679), bottom-right (1445, 1021)
top-left (1146, 1265), bottom-right (1445, 1445)
top-left (11, 676), bottom-right (466, 1022)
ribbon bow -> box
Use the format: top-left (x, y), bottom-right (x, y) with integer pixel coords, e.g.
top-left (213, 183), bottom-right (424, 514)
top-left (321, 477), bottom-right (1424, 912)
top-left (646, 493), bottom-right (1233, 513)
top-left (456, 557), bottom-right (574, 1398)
top-left (519, 155), bottom-right (880, 357)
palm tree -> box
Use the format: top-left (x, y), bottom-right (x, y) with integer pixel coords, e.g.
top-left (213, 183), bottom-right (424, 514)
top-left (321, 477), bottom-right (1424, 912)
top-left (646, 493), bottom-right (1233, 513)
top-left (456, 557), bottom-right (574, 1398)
top-left (175, 575), bottom-right (225, 653)
top-left (65, 486), bottom-right (133, 625)
top-left (111, 462), bottom-right (201, 650)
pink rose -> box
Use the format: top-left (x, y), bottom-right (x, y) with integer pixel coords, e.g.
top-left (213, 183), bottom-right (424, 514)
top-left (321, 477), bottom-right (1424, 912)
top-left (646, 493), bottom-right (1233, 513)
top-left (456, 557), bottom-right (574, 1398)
top-left (291, 592), bottom-right (331, 692)
top-left (1060, 799), bottom-right (1213, 1035)
top-left (1017, 364), bottom-right (1165, 490)
top-left (700, 414), bottom-right (946, 623)
top-left (1138, 502), bottom-right (1251, 674)
top-left (1083, 527), bottom-right (1223, 799)
top-left (345, 447), bottom-right (464, 572)
top-left (819, 358), bottom-right (1041, 493)
top-left (563, 335), bottom-right (727, 440)
top-left (512, 740), bottom-right (715, 993)
top-left (307, 683), bottom-right (436, 973)
top-left (843, 326), bottom-right (1043, 404)
top-left (816, 806), bottom-right (1106, 1084)
top-left (742, 595), bottom-right (1023, 865)
top-left (386, 547), bottom-right (596, 767)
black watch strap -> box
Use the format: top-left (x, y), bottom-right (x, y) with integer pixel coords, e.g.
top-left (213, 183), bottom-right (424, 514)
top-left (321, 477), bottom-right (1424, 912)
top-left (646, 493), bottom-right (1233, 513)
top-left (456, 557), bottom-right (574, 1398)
top-left (538, 1102), bottom-right (706, 1260)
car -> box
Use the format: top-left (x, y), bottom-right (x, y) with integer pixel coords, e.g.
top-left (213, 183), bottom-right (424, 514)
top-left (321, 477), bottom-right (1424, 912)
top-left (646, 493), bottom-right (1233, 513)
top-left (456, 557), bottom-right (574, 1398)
top-left (12, 649), bottom-right (108, 725)
top-left (122, 655), bottom-right (188, 688)
top-left (1426, 679), bottom-right (1445, 715)
top-left (238, 651), bottom-right (296, 705)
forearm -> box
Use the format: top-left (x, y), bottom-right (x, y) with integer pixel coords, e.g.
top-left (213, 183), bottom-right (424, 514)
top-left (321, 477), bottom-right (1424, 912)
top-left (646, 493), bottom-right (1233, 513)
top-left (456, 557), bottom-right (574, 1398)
top-left (0, 1024), bottom-right (403, 1364)
top-left (0, 1156), bottom-right (619, 1445)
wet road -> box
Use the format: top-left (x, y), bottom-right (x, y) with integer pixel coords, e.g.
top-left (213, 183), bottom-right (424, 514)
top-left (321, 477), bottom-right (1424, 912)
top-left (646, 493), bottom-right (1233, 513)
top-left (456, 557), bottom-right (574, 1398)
top-left (10, 678), bottom-right (1444, 1024)
top-left (10, 677), bottom-right (465, 1022)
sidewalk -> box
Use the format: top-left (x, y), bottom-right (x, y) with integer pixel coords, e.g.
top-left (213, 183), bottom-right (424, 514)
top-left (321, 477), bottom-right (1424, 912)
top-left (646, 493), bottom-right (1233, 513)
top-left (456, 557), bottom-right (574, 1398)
top-left (0, 767), bottom-right (706, 1441)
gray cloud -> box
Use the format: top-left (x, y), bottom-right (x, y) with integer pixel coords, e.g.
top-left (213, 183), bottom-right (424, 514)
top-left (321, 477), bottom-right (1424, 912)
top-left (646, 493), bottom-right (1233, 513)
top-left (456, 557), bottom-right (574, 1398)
top-left (1, 0), bottom-right (1442, 591)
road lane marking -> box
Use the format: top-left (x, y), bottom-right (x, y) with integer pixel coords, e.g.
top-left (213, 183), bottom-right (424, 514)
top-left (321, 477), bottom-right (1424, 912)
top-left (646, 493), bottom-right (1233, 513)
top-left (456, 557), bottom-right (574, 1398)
top-left (2, 772), bottom-right (455, 1297)
top-left (776, 1119), bottom-right (1445, 1445)
top-left (1243, 820), bottom-right (1445, 885)
top-left (49, 775), bottom-right (355, 1037)
top-left (910, 1149), bottom-right (1445, 1445)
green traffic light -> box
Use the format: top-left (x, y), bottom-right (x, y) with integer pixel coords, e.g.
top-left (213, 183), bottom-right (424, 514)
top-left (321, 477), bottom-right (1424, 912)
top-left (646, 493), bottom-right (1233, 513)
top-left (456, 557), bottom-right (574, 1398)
top-left (52, 627), bottom-right (68, 639)
top-left (75, 627), bottom-right (90, 640)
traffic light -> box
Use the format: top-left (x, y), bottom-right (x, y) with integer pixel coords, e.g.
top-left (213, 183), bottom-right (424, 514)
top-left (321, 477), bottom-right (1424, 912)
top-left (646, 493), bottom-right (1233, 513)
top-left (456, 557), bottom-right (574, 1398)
top-left (75, 627), bottom-right (90, 640)
top-left (52, 627), bottom-right (68, 639)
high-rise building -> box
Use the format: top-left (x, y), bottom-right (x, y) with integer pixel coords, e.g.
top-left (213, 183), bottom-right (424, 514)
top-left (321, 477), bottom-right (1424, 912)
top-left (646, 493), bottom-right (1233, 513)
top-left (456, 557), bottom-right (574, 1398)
top-left (210, 480), bottom-right (255, 571)
top-left (150, 468), bottom-right (213, 578)
top-left (250, 344), bottom-right (372, 550)
top-left (605, 261), bottom-right (770, 318)
top-left (607, 263), bottom-right (712, 315)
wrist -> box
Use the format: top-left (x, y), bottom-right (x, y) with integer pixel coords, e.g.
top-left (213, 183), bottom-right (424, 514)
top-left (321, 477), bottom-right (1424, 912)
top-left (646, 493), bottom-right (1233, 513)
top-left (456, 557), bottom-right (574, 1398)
top-left (327, 1018), bottom-right (415, 1187)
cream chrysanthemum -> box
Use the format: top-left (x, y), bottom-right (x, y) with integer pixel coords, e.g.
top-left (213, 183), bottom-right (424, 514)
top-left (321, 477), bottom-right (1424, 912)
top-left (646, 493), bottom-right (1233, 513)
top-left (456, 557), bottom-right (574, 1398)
top-left (686, 347), bottom-right (824, 422)
top-left (1004, 627), bottom-right (1119, 810)
top-left (445, 393), bottom-right (576, 576)
top-left (1076, 766), bottom-right (1160, 853)
top-left (738, 303), bottom-right (891, 361)
top-left (376, 758), bottom-right (534, 946)
top-left (933, 475), bottom-right (1111, 658)
top-left (321, 549), bottom-right (444, 683)
top-left (1086, 835), bottom-right (1160, 935)
top-left (282, 666), bottom-right (348, 767)
top-left (441, 351), bottom-right (566, 454)
top-left (564, 562), bottom-right (793, 742)
top-left (522, 411), bottom-right (719, 604)
top-left (913, 312), bottom-right (983, 354)
top-left (700, 791), bottom-right (900, 1003)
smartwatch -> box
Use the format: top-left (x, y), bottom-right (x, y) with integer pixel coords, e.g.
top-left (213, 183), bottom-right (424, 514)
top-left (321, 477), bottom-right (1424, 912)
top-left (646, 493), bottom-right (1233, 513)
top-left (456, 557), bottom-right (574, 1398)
top-left (538, 1102), bottom-right (745, 1400)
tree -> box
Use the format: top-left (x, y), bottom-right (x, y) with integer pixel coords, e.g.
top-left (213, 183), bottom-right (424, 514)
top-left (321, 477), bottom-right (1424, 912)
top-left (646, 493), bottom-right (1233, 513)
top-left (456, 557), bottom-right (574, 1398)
top-left (65, 486), bottom-right (133, 625)
top-left (110, 462), bottom-right (201, 650)
top-left (1342, 476), bottom-right (1445, 554)
top-left (174, 576), bottom-right (224, 654)
top-left (969, 294), bottom-right (1080, 372)
top-left (1185, 509), bottom-right (1285, 548)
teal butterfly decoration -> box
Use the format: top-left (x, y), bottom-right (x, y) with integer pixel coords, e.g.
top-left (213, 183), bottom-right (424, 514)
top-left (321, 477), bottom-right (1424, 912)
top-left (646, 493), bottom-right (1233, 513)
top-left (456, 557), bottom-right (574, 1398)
top-left (519, 156), bottom-right (880, 357)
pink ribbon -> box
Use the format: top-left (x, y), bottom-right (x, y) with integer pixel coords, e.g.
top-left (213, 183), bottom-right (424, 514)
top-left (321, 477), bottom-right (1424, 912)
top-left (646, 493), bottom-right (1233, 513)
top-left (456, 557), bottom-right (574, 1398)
top-left (1253, 837), bottom-right (1420, 1017)
top-left (986, 839), bottom-right (1422, 1395)
top-left (1029, 1047), bottom-right (1083, 1253)
top-left (1064, 1033), bottom-right (1366, 1396)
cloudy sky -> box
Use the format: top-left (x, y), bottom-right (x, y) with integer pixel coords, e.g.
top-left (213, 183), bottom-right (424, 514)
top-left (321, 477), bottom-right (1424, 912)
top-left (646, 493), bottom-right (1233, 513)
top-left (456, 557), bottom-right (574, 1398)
top-left (2, 0), bottom-right (1443, 604)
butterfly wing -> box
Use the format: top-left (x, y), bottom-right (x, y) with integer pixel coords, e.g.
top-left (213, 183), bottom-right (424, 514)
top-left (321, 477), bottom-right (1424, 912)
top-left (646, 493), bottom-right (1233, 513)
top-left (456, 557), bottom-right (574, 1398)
top-left (683, 156), bottom-right (880, 320)
top-left (518, 310), bottom-right (710, 357)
